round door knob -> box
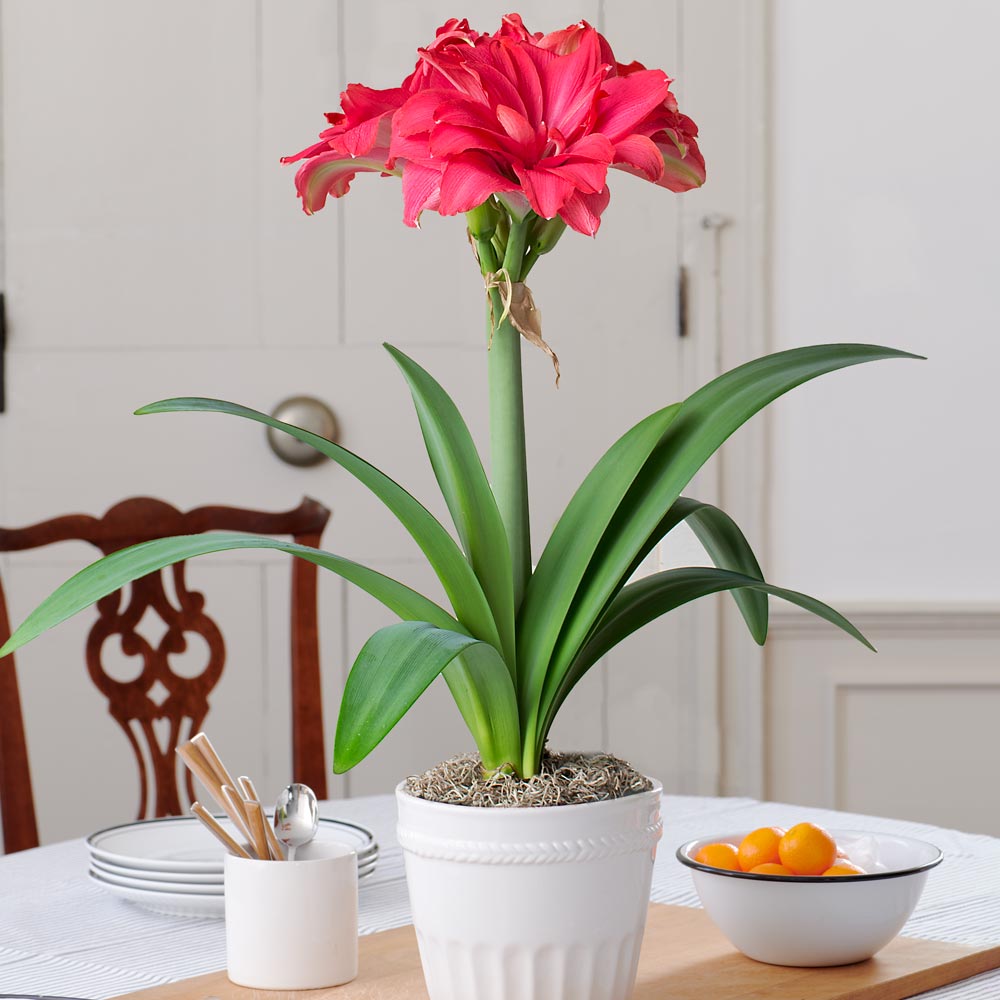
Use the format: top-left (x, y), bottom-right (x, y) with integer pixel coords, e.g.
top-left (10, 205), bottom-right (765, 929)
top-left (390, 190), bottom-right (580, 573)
top-left (267, 395), bottom-right (338, 467)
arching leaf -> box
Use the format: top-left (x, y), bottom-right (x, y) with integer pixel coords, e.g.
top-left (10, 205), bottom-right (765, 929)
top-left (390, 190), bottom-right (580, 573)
top-left (541, 345), bottom-right (918, 724)
top-left (385, 344), bottom-right (516, 670)
top-left (0, 533), bottom-right (460, 657)
top-left (334, 621), bottom-right (519, 773)
top-left (136, 397), bottom-right (504, 652)
top-left (538, 496), bottom-right (768, 725)
top-left (579, 567), bottom-right (872, 670)
top-left (516, 404), bottom-right (681, 721)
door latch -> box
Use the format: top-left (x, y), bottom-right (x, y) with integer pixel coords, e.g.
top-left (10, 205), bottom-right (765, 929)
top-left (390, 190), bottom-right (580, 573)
top-left (677, 266), bottom-right (689, 339)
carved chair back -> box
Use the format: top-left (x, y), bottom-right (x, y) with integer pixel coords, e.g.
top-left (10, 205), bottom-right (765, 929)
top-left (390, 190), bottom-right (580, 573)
top-left (0, 496), bottom-right (331, 853)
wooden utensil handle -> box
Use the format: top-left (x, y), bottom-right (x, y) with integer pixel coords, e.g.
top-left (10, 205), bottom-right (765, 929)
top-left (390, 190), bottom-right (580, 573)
top-left (190, 802), bottom-right (252, 859)
top-left (239, 775), bottom-right (286, 861)
top-left (220, 784), bottom-right (260, 859)
top-left (191, 733), bottom-right (246, 816)
top-left (243, 797), bottom-right (271, 862)
top-left (177, 743), bottom-right (258, 857)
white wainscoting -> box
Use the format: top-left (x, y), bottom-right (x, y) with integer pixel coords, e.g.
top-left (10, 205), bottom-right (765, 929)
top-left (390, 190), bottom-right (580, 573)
top-left (764, 605), bottom-right (1000, 836)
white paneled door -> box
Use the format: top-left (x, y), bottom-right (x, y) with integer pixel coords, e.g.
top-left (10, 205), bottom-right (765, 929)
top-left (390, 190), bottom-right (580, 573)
top-left (0, 0), bottom-right (761, 843)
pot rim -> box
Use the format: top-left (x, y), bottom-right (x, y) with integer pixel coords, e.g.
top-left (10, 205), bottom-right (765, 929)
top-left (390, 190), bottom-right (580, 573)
top-left (395, 777), bottom-right (663, 816)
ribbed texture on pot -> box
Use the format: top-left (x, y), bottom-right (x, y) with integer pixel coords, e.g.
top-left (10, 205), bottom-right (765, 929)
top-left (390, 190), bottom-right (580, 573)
top-left (397, 780), bottom-right (662, 1000)
top-left (415, 925), bottom-right (644, 1000)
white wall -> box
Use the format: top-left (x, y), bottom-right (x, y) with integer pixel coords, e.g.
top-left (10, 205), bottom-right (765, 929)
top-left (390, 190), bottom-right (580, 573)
top-left (764, 1), bottom-right (1000, 834)
top-left (769, 0), bottom-right (1000, 602)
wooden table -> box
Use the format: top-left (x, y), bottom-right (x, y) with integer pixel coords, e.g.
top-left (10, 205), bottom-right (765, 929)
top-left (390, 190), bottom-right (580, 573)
top-left (1, 793), bottom-right (998, 998)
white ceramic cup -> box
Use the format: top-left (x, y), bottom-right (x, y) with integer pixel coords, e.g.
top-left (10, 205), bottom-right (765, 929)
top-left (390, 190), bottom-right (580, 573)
top-left (224, 840), bottom-right (358, 989)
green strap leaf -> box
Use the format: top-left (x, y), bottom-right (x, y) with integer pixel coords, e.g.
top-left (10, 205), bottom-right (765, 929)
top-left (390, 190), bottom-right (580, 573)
top-left (635, 497), bottom-right (768, 644)
top-left (0, 533), bottom-right (461, 657)
top-left (136, 397), bottom-right (503, 653)
top-left (516, 404), bottom-right (682, 719)
top-left (537, 344), bottom-right (918, 728)
top-left (334, 621), bottom-right (520, 773)
top-left (537, 497), bottom-right (768, 729)
top-left (440, 645), bottom-right (521, 773)
top-left (575, 567), bottom-right (873, 673)
top-left (384, 344), bottom-right (516, 671)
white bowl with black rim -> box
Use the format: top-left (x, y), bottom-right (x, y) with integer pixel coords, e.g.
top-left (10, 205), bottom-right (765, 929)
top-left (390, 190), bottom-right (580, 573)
top-left (676, 829), bottom-right (943, 967)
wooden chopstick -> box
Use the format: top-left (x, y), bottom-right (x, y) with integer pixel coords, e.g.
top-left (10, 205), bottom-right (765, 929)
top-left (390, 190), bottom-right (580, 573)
top-left (191, 733), bottom-right (256, 840)
top-left (176, 742), bottom-right (258, 858)
top-left (243, 798), bottom-right (272, 863)
top-left (239, 775), bottom-right (285, 861)
top-left (191, 802), bottom-right (252, 859)
top-left (222, 783), bottom-right (266, 859)
top-left (177, 732), bottom-right (286, 862)
top-left (191, 733), bottom-right (250, 826)
top-left (192, 732), bottom-right (239, 790)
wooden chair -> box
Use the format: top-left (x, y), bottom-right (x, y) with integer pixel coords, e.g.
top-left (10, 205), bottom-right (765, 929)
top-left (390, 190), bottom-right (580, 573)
top-left (0, 496), bottom-right (331, 853)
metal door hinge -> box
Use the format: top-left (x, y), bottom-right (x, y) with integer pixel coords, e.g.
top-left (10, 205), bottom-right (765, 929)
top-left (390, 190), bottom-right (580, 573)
top-left (0, 294), bottom-right (6, 413)
top-left (677, 266), bottom-right (690, 339)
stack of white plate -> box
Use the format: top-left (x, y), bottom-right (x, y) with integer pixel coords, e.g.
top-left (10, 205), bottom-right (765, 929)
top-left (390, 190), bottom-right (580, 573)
top-left (86, 815), bottom-right (378, 918)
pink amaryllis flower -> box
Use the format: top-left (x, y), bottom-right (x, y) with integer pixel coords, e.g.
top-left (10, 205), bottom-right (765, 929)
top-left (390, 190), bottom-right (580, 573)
top-left (282, 14), bottom-right (704, 236)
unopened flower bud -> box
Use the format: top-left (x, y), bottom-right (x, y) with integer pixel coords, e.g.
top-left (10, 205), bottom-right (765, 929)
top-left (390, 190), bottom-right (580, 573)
top-left (530, 217), bottom-right (568, 256)
top-left (466, 199), bottom-right (501, 241)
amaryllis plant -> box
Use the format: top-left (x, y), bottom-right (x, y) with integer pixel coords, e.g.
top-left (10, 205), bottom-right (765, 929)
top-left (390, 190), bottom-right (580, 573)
top-left (1, 16), bottom-right (916, 780)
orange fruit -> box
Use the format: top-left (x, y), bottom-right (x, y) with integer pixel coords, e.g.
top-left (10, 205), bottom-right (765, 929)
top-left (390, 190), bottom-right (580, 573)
top-left (750, 862), bottom-right (794, 876)
top-left (737, 826), bottom-right (786, 872)
top-left (694, 842), bottom-right (741, 871)
top-left (778, 822), bottom-right (837, 876)
top-left (823, 861), bottom-right (866, 877)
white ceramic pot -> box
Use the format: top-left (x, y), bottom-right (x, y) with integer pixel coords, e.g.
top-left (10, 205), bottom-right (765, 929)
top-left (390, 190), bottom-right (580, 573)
top-left (396, 779), bottom-right (663, 1000)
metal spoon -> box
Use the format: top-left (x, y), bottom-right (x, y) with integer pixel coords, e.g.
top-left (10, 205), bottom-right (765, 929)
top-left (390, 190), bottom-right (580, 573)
top-left (273, 782), bottom-right (319, 861)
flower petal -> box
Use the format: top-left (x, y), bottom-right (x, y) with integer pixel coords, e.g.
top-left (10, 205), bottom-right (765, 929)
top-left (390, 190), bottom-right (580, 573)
top-left (388, 130), bottom-right (432, 167)
top-left (653, 130), bottom-right (707, 191)
top-left (429, 122), bottom-right (508, 158)
top-left (495, 13), bottom-right (534, 42)
top-left (290, 153), bottom-right (391, 215)
top-left (514, 164), bottom-right (576, 219)
top-left (413, 46), bottom-right (487, 102)
top-left (611, 134), bottom-right (664, 182)
top-left (558, 185), bottom-right (611, 236)
top-left (329, 84), bottom-right (408, 157)
top-left (401, 162), bottom-right (444, 227)
top-left (556, 132), bottom-right (615, 163)
top-left (339, 84), bottom-right (407, 122)
top-left (437, 155), bottom-right (519, 216)
top-left (538, 27), bottom-right (606, 131)
top-left (281, 136), bottom-right (339, 165)
top-left (500, 39), bottom-right (544, 125)
top-left (393, 88), bottom-right (457, 138)
top-left (535, 152), bottom-right (610, 195)
top-left (466, 50), bottom-right (533, 119)
top-left (538, 20), bottom-right (616, 67)
top-left (593, 70), bottom-right (674, 141)
top-left (495, 104), bottom-right (537, 148)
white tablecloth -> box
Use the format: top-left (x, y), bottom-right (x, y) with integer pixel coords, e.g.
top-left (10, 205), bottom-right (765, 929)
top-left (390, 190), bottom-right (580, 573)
top-left (1, 794), bottom-right (998, 998)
